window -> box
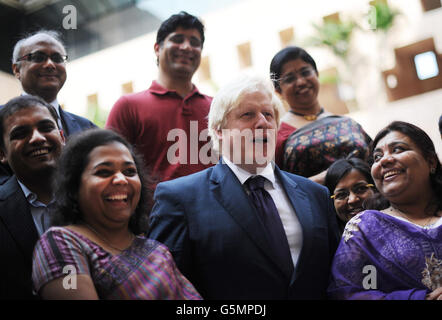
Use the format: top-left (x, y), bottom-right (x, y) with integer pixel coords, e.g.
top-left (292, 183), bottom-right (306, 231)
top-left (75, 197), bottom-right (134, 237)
top-left (369, 0), bottom-right (387, 5)
top-left (87, 93), bottom-right (106, 127)
top-left (279, 27), bottom-right (294, 48)
top-left (237, 42), bottom-right (252, 69)
top-left (87, 93), bottom-right (98, 110)
top-left (414, 51), bottom-right (439, 80)
top-left (386, 74), bottom-right (398, 88)
top-left (323, 12), bottom-right (340, 23)
top-left (198, 56), bottom-right (212, 81)
top-left (121, 81), bottom-right (133, 94)
top-left (381, 37), bottom-right (442, 101)
top-left (420, 0), bottom-right (441, 12)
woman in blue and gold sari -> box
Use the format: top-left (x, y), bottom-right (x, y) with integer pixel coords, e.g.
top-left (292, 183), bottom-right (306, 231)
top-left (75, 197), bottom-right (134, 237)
top-left (270, 46), bottom-right (371, 184)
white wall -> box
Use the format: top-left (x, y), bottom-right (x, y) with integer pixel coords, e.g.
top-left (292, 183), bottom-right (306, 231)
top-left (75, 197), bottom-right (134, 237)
top-left (351, 88), bottom-right (442, 158)
top-left (58, 0), bottom-right (442, 157)
top-left (0, 71), bottom-right (21, 104)
top-left (59, 32), bottom-right (158, 116)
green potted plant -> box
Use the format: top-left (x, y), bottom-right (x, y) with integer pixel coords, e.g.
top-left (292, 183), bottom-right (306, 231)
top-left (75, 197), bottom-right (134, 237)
top-left (308, 19), bottom-right (355, 60)
top-left (369, 0), bottom-right (399, 32)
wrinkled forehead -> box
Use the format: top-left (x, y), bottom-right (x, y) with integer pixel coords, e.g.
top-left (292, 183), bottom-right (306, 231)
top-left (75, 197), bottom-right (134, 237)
top-left (226, 87), bottom-right (278, 117)
top-left (239, 89), bottom-right (271, 107)
top-left (20, 35), bottom-right (66, 55)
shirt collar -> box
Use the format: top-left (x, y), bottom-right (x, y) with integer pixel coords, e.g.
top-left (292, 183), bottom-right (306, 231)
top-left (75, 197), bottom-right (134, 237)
top-left (22, 92), bottom-right (63, 131)
top-left (16, 179), bottom-right (54, 206)
top-left (22, 92), bottom-right (61, 119)
top-left (149, 80), bottom-right (202, 98)
top-left (222, 156), bottom-right (276, 188)
top-left (17, 179), bottom-right (35, 202)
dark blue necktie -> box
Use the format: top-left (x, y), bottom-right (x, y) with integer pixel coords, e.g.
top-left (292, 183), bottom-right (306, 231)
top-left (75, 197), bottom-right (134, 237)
top-left (246, 176), bottom-right (294, 277)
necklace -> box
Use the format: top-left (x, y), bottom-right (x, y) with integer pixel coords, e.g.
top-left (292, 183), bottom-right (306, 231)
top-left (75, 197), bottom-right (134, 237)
top-left (84, 223), bottom-right (134, 252)
top-left (386, 206), bottom-right (438, 228)
top-left (289, 108), bottom-right (324, 121)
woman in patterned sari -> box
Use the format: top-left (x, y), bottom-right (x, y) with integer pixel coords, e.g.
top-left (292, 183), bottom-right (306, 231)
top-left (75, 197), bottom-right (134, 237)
top-left (270, 46), bottom-right (371, 184)
top-left (328, 121), bottom-right (442, 300)
top-left (32, 129), bottom-right (201, 300)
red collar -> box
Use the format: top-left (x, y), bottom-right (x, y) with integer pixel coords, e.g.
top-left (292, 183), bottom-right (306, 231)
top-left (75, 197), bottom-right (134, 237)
top-left (149, 80), bottom-right (202, 99)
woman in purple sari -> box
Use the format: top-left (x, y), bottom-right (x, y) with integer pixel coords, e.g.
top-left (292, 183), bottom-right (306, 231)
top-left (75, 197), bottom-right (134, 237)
top-left (32, 129), bottom-right (201, 299)
top-left (328, 121), bottom-right (442, 300)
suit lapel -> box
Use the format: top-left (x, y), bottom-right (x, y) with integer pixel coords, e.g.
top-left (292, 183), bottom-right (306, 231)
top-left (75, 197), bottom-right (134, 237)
top-left (0, 177), bottom-right (39, 263)
top-left (59, 107), bottom-right (77, 136)
top-left (210, 162), bottom-right (291, 278)
top-left (275, 167), bottom-right (314, 283)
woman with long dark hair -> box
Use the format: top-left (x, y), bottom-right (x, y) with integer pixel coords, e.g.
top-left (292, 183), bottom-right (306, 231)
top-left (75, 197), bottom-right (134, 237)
top-left (329, 121), bottom-right (442, 300)
top-left (32, 129), bottom-right (201, 300)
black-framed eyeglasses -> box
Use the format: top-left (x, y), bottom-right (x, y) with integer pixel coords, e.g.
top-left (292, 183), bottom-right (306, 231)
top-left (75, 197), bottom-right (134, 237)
top-left (17, 51), bottom-right (68, 64)
top-left (280, 68), bottom-right (316, 85)
top-left (331, 184), bottom-right (374, 201)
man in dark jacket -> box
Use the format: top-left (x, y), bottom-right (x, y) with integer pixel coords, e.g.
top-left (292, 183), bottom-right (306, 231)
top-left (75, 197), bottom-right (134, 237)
top-left (1, 29), bottom-right (96, 184)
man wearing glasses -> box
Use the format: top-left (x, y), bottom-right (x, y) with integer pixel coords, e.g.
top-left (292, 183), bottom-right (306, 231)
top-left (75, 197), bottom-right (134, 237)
top-left (106, 12), bottom-right (213, 185)
top-left (0, 30), bottom-right (96, 184)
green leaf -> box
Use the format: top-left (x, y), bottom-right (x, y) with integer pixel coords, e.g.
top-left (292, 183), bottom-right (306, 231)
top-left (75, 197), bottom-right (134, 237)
top-left (370, 1), bottom-right (399, 32)
top-left (309, 20), bottom-right (355, 58)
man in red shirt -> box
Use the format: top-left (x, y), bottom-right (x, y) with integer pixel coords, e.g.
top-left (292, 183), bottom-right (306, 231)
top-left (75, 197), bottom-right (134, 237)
top-left (106, 12), bottom-right (214, 184)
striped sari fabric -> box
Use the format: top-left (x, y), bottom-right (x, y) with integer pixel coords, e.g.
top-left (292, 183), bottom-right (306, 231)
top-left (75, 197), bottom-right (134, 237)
top-left (32, 227), bottom-right (202, 300)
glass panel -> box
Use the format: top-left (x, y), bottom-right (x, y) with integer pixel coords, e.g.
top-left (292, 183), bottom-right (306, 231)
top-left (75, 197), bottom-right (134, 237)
top-left (414, 51), bottom-right (439, 80)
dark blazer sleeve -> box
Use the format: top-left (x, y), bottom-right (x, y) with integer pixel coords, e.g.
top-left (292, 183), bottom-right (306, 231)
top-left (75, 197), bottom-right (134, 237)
top-left (0, 163), bottom-right (12, 185)
top-left (147, 182), bottom-right (192, 276)
top-left (0, 104), bottom-right (12, 185)
top-left (0, 177), bottom-right (39, 299)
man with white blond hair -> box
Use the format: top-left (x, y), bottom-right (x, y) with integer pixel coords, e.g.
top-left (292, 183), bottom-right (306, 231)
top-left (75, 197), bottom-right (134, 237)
top-left (148, 74), bottom-right (340, 299)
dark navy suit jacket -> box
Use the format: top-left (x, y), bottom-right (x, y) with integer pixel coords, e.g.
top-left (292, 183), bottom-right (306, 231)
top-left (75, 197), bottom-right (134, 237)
top-left (0, 177), bottom-right (39, 299)
top-left (0, 106), bottom-right (96, 185)
top-left (0, 106), bottom-right (95, 299)
top-left (147, 161), bottom-right (340, 300)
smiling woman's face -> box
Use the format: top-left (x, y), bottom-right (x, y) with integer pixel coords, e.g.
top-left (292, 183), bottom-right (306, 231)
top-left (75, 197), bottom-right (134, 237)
top-left (78, 142), bottom-right (141, 229)
top-left (333, 169), bottom-right (375, 223)
top-left (371, 131), bottom-right (434, 205)
top-left (277, 58), bottom-right (320, 112)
